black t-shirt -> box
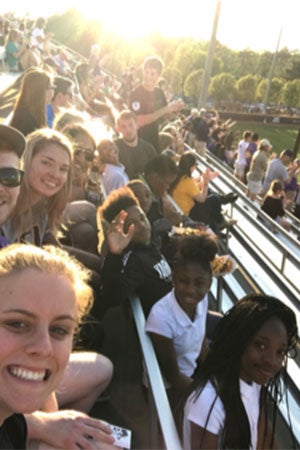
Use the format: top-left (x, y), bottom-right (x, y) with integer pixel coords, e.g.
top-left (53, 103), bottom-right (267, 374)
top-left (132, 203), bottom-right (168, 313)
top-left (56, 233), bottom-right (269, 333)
top-left (0, 414), bottom-right (27, 449)
top-left (102, 243), bottom-right (173, 317)
top-left (261, 196), bottom-right (285, 219)
top-left (129, 84), bottom-right (167, 152)
top-left (114, 137), bottom-right (156, 179)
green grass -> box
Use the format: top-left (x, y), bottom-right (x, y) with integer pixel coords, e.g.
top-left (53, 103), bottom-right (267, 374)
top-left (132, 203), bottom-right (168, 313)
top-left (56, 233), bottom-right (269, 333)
top-left (232, 121), bottom-right (300, 158)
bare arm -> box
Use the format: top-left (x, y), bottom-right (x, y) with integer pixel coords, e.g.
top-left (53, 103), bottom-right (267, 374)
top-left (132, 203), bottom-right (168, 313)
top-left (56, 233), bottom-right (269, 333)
top-left (136, 99), bottom-right (185, 128)
top-left (190, 422), bottom-right (219, 450)
top-left (149, 332), bottom-right (192, 391)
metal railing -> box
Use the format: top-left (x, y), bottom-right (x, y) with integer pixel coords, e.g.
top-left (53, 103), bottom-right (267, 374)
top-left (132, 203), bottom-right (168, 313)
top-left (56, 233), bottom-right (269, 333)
top-left (129, 295), bottom-right (182, 450)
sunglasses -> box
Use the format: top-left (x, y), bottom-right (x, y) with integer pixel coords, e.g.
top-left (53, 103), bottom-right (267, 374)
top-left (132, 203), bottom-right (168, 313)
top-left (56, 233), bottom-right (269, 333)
top-left (74, 147), bottom-right (95, 162)
top-left (0, 168), bottom-right (24, 187)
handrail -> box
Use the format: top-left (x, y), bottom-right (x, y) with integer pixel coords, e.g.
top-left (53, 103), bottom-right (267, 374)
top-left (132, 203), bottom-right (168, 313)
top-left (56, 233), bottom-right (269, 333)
top-left (129, 295), bottom-right (182, 450)
top-left (193, 153), bottom-right (300, 296)
top-left (203, 151), bottom-right (300, 236)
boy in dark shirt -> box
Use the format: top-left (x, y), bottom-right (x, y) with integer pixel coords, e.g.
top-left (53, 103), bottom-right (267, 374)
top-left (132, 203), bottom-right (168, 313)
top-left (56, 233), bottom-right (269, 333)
top-left (98, 187), bottom-right (173, 316)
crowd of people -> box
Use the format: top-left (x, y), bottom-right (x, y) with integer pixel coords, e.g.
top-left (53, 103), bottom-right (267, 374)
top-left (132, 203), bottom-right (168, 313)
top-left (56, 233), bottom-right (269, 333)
top-left (0, 17), bottom-right (299, 449)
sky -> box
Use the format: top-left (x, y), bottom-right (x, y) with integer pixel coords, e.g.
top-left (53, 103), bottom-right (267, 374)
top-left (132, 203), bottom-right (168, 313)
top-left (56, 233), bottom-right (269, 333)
top-left (1, 0), bottom-right (299, 53)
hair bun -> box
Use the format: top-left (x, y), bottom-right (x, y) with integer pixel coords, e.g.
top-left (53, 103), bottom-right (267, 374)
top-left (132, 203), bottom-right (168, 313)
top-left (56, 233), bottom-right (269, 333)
top-left (210, 255), bottom-right (237, 277)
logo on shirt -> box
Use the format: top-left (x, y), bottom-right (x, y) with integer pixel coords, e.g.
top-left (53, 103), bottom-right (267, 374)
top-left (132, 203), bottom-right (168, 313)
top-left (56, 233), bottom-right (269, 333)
top-left (132, 101), bottom-right (140, 112)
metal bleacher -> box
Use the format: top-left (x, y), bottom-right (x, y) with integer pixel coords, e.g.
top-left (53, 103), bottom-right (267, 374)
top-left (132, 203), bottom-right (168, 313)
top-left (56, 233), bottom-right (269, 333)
top-left (132, 150), bottom-right (300, 449)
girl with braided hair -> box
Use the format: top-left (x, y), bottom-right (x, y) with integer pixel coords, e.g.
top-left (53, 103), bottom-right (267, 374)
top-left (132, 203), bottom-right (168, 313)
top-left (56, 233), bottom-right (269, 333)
top-left (183, 294), bottom-right (298, 449)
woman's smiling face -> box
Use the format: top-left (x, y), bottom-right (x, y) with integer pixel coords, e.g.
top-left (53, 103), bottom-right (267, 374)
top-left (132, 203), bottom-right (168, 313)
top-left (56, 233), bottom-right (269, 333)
top-left (0, 268), bottom-right (77, 424)
top-left (27, 144), bottom-right (70, 203)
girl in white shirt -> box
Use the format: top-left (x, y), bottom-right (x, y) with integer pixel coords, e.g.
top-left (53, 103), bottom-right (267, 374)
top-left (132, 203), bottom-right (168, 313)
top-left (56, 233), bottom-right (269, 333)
top-left (146, 232), bottom-right (219, 394)
top-left (183, 294), bottom-right (298, 449)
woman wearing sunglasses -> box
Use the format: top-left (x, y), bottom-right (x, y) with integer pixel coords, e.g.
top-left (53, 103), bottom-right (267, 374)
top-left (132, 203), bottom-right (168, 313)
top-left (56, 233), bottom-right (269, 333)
top-left (0, 125), bottom-right (26, 245)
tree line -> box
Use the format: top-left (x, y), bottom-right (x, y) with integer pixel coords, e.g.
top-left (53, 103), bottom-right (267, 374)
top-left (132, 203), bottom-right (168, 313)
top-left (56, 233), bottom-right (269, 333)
top-left (48, 8), bottom-right (300, 109)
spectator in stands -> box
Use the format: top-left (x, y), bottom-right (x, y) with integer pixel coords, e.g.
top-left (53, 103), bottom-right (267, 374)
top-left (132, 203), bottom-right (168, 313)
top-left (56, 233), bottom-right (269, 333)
top-left (246, 138), bottom-right (272, 202)
top-left (30, 17), bottom-right (54, 56)
top-left (2, 128), bottom-right (73, 246)
top-left (62, 123), bottom-right (97, 202)
top-left (262, 149), bottom-right (294, 196)
top-left (98, 187), bottom-right (173, 316)
top-left (245, 132), bottom-right (259, 175)
top-left (10, 68), bottom-right (54, 136)
top-left (0, 243), bottom-right (117, 449)
top-left (234, 130), bottom-right (252, 182)
top-left (190, 109), bottom-right (211, 157)
top-left (53, 49), bottom-right (73, 77)
top-left (127, 179), bottom-right (152, 214)
top-left (129, 55), bottom-right (184, 152)
top-left (98, 139), bottom-right (129, 195)
top-left (162, 123), bottom-right (193, 157)
top-left (0, 124), bottom-right (25, 243)
top-left (261, 179), bottom-right (291, 231)
top-left (159, 131), bottom-right (177, 160)
top-left (284, 158), bottom-right (300, 211)
top-left (183, 293), bottom-right (298, 450)
top-left (75, 62), bottom-right (111, 119)
top-left (53, 108), bottom-right (87, 132)
top-left (141, 155), bottom-right (182, 239)
top-left (5, 28), bottom-right (34, 72)
top-left (170, 152), bottom-right (236, 233)
top-left (47, 76), bottom-right (74, 128)
top-left (115, 110), bottom-right (157, 179)
top-left (146, 233), bottom-right (219, 398)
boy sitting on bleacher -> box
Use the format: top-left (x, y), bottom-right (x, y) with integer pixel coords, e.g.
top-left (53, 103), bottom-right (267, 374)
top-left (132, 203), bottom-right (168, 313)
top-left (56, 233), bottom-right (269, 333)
top-left (98, 187), bottom-right (173, 316)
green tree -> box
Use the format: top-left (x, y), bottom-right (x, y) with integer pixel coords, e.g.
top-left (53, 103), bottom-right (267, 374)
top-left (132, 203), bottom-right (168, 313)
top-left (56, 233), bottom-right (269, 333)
top-left (183, 69), bottom-right (204, 99)
top-left (173, 41), bottom-right (206, 79)
top-left (235, 74), bottom-right (260, 103)
top-left (209, 73), bottom-right (236, 101)
top-left (256, 77), bottom-right (285, 103)
top-left (281, 79), bottom-right (300, 107)
top-left (232, 50), bottom-right (259, 78)
top-left (163, 67), bottom-right (183, 96)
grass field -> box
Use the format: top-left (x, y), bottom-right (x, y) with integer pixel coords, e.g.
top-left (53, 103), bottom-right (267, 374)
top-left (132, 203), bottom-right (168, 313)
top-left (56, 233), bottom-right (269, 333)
top-left (232, 121), bottom-right (300, 158)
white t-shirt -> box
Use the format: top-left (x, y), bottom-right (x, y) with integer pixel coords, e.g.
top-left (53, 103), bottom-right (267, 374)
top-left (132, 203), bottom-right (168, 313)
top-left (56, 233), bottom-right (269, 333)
top-left (235, 139), bottom-right (249, 166)
top-left (31, 27), bottom-right (45, 50)
top-left (146, 289), bottom-right (208, 382)
top-left (183, 379), bottom-right (261, 450)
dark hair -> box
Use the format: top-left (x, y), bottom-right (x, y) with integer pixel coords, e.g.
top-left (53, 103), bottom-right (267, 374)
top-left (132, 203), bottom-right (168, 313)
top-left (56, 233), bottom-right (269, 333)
top-left (280, 149), bottom-right (294, 160)
top-left (269, 179), bottom-right (284, 194)
top-left (243, 130), bottom-right (252, 140)
top-left (52, 76), bottom-right (73, 100)
top-left (62, 123), bottom-right (95, 148)
top-left (144, 154), bottom-right (177, 178)
top-left (142, 55), bottom-right (164, 73)
top-left (75, 63), bottom-right (89, 84)
top-left (170, 151), bottom-right (197, 193)
top-left (98, 187), bottom-right (138, 223)
top-left (117, 110), bottom-right (137, 122)
top-left (172, 232), bottom-right (218, 274)
top-left (190, 294), bottom-right (298, 449)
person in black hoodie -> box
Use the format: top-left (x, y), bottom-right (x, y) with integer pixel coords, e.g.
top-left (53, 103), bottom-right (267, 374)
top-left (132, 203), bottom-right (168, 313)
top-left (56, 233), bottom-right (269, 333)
top-left (98, 186), bottom-right (173, 317)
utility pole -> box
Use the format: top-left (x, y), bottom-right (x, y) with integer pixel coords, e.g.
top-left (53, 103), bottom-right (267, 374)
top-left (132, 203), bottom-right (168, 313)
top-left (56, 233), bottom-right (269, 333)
top-left (263, 27), bottom-right (282, 111)
top-left (198, 0), bottom-right (221, 110)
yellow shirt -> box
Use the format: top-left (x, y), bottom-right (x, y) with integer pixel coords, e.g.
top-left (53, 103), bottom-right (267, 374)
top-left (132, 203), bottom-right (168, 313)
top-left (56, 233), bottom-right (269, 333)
top-left (172, 176), bottom-right (199, 215)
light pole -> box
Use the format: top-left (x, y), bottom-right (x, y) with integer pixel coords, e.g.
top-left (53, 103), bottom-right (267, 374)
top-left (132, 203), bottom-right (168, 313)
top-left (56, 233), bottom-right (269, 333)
top-left (198, 0), bottom-right (221, 109)
top-left (263, 27), bottom-right (282, 111)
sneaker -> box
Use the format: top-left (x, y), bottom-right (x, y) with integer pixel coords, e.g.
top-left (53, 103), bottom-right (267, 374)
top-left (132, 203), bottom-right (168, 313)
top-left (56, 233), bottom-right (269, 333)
top-left (220, 192), bottom-right (238, 205)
